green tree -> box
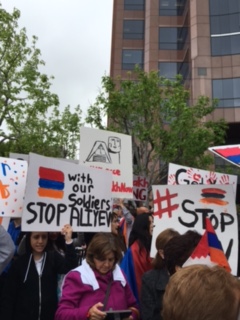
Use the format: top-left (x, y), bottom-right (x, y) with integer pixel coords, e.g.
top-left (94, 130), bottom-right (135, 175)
top-left (0, 5), bottom-right (82, 159)
top-left (86, 68), bottom-right (228, 185)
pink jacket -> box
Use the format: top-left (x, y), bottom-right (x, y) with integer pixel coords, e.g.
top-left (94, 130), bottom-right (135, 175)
top-left (55, 260), bottom-right (139, 320)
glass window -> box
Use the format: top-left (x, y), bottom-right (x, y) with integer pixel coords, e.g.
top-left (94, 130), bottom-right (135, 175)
top-left (212, 78), bottom-right (240, 108)
top-left (159, 27), bottom-right (188, 50)
top-left (209, 0), bottom-right (240, 56)
top-left (209, 0), bottom-right (228, 16)
top-left (122, 49), bottom-right (144, 70)
top-left (159, 62), bottom-right (178, 79)
top-left (211, 34), bottom-right (240, 56)
top-left (209, 0), bottom-right (239, 16)
top-left (159, 62), bottom-right (189, 81)
top-left (123, 20), bottom-right (144, 39)
top-left (159, 0), bottom-right (187, 16)
top-left (124, 0), bottom-right (145, 11)
top-left (198, 68), bottom-right (207, 76)
top-left (210, 13), bottom-right (240, 35)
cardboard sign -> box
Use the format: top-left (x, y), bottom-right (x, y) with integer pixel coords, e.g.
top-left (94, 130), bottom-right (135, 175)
top-left (168, 163), bottom-right (238, 197)
top-left (79, 127), bottom-right (133, 198)
top-left (9, 153), bottom-right (29, 162)
top-left (0, 217), bottom-right (10, 230)
top-left (21, 153), bottom-right (112, 232)
top-left (133, 175), bottom-right (149, 202)
top-left (208, 145), bottom-right (240, 167)
top-left (151, 184), bottom-right (238, 275)
top-left (0, 157), bottom-right (28, 217)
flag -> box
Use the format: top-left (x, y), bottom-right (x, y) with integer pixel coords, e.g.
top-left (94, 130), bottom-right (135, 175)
top-left (120, 241), bottom-right (152, 303)
top-left (183, 218), bottom-right (231, 272)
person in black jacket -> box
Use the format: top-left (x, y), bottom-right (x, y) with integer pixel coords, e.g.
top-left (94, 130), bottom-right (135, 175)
top-left (140, 228), bottom-right (180, 320)
top-left (0, 224), bottom-right (78, 320)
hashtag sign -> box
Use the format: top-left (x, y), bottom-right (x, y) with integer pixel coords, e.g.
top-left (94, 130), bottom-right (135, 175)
top-left (154, 188), bottom-right (179, 219)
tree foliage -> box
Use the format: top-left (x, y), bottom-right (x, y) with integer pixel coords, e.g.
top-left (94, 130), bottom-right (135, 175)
top-left (86, 68), bottom-right (228, 185)
top-left (0, 5), bottom-right (82, 159)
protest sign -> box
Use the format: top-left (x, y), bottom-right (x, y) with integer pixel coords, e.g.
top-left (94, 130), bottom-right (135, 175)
top-left (79, 127), bottom-right (133, 198)
top-left (168, 163), bottom-right (237, 197)
top-left (0, 157), bottom-right (28, 217)
top-left (9, 153), bottom-right (29, 162)
top-left (133, 175), bottom-right (149, 202)
top-left (21, 153), bottom-right (112, 232)
top-left (151, 184), bottom-right (238, 275)
top-left (0, 217), bottom-right (10, 230)
top-left (208, 144), bottom-right (240, 167)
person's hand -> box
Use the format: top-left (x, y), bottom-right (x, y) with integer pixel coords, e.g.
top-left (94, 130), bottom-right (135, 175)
top-left (88, 302), bottom-right (107, 320)
top-left (61, 224), bottom-right (73, 244)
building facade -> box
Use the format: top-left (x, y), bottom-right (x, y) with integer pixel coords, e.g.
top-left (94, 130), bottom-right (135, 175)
top-left (110, 0), bottom-right (240, 142)
top-left (110, 0), bottom-right (240, 200)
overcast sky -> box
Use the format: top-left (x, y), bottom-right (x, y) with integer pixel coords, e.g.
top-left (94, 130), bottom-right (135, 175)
top-left (0, 0), bottom-right (113, 121)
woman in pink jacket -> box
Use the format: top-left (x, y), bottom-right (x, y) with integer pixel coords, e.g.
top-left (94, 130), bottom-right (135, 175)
top-left (55, 232), bottom-right (139, 320)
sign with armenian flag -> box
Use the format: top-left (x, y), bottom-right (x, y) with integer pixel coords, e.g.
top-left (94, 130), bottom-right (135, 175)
top-left (21, 153), bottom-right (112, 232)
top-left (151, 184), bottom-right (238, 275)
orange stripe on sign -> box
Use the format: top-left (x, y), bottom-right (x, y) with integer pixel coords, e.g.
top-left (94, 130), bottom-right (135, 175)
top-left (200, 198), bottom-right (228, 206)
top-left (38, 188), bottom-right (64, 199)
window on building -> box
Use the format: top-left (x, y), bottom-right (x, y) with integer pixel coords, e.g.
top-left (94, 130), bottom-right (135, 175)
top-left (123, 20), bottom-right (144, 39)
top-left (159, 62), bottom-right (189, 81)
top-left (159, 0), bottom-right (187, 16)
top-left (159, 27), bottom-right (188, 50)
top-left (211, 34), bottom-right (240, 56)
top-left (212, 78), bottom-right (240, 108)
top-left (209, 0), bottom-right (239, 16)
top-left (209, 0), bottom-right (240, 56)
top-left (124, 0), bottom-right (145, 11)
top-left (198, 67), bottom-right (207, 76)
top-left (122, 49), bottom-right (144, 70)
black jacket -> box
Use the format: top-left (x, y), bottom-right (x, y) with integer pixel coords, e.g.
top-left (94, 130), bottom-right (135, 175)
top-left (140, 268), bottom-right (169, 320)
top-left (0, 243), bottom-right (78, 320)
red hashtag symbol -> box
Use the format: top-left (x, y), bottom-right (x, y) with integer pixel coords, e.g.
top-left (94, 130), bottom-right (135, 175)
top-left (153, 188), bottom-right (179, 219)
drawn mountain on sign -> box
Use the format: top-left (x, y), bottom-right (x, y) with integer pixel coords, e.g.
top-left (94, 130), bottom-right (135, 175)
top-left (85, 141), bottom-right (112, 163)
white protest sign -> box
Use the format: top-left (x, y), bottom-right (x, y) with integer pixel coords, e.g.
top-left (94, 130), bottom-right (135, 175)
top-left (133, 175), bottom-right (149, 202)
top-left (168, 163), bottom-right (238, 197)
top-left (22, 153), bottom-right (112, 232)
top-left (151, 184), bottom-right (238, 275)
top-left (0, 217), bottom-right (10, 230)
top-left (79, 127), bottom-right (133, 198)
top-left (9, 153), bottom-right (29, 162)
top-left (0, 157), bottom-right (28, 217)
top-left (208, 144), bottom-right (240, 167)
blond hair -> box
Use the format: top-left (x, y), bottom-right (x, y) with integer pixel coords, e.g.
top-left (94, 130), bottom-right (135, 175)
top-left (162, 264), bottom-right (240, 320)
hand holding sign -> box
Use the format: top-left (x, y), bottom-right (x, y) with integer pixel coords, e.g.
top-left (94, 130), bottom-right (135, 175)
top-left (61, 224), bottom-right (73, 244)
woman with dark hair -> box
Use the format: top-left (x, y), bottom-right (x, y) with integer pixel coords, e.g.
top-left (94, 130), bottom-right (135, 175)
top-left (140, 228), bottom-right (180, 320)
top-left (120, 213), bottom-right (154, 303)
top-left (163, 230), bottom-right (202, 276)
top-left (55, 232), bottom-right (139, 320)
top-left (0, 225), bottom-right (78, 320)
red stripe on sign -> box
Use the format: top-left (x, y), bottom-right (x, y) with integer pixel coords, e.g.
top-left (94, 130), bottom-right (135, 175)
top-left (39, 167), bottom-right (64, 182)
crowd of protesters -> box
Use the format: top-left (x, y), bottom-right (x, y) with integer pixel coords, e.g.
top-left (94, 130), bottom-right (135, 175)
top-left (0, 198), bottom-right (239, 320)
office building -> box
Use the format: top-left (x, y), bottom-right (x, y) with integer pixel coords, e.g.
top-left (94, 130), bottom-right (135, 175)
top-left (110, 0), bottom-right (240, 200)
